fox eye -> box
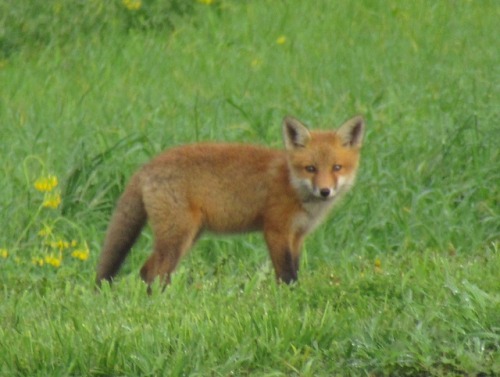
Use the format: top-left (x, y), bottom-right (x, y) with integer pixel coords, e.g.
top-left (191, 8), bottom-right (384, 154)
top-left (333, 164), bottom-right (342, 172)
top-left (305, 165), bottom-right (317, 173)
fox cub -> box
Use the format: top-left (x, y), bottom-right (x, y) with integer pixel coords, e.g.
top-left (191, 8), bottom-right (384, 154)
top-left (96, 115), bottom-right (365, 291)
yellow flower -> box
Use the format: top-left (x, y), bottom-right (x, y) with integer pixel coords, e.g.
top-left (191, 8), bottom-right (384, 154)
top-left (0, 248), bottom-right (8, 259)
top-left (38, 225), bottom-right (53, 237)
top-left (251, 58), bottom-right (263, 69)
top-left (32, 257), bottom-right (44, 267)
top-left (72, 248), bottom-right (90, 261)
top-left (43, 192), bottom-right (61, 209)
top-left (122, 0), bottom-right (141, 11)
top-left (197, 0), bottom-right (214, 4)
top-left (34, 175), bottom-right (58, 192)
top-left (50, 239), bottom-right (70, 250)
top-left (45, 255), bottom-right (62, 268)
top-left (276, 35), bottom-right (287, 45)
top-left (72, 242), bottom-right (90, 261)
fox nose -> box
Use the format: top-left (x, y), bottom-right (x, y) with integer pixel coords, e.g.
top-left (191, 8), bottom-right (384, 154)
top-left (319, 188), bottom-right (331, 198)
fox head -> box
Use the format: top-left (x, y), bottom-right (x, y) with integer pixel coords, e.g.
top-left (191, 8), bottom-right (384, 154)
top-left (283, 116), bottom-right (365, 202)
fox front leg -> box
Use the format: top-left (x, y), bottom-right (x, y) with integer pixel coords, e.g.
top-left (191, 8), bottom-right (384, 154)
top-left (264, 230), bottom-right (301, 284)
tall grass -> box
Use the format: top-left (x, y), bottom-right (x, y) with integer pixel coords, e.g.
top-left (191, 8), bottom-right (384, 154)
top-left (0, 0), bottom-right (498, 375)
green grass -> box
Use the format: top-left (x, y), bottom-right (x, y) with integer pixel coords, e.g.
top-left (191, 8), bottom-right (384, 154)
top-left (1, 0), bottom-right (499, 375)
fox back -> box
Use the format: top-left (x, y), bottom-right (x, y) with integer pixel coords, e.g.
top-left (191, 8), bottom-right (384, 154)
top-left (96, 115), bottom-right (365, 291)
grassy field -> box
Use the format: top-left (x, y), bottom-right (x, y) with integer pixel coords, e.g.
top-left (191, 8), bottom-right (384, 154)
top-left (1, 0), bottom-right (499, 375)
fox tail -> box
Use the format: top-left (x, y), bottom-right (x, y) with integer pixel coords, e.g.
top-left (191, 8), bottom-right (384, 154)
top-left (96, 174), bottom-right (147, 286)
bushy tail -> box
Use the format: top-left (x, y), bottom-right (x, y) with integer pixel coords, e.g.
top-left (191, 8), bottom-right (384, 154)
top-left (96, 174), bottom-right (147, 286)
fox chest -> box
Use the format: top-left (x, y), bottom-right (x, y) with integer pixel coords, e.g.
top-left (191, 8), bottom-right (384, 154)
top-left (292, 201), bottom-right (334, 235)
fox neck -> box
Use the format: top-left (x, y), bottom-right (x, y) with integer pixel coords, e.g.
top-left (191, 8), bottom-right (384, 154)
top-left (292, 197), bottom-right (336, 235)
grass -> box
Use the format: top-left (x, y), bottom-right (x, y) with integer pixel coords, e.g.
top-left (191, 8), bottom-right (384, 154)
top-left (0, 0), bottom-right (499, 375)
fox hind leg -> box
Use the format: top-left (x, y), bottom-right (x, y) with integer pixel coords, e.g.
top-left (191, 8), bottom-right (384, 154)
top-left (140, 206), bottom-right (202, 292)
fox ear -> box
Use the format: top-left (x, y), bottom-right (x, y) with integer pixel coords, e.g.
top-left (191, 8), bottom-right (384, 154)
top-left (283, 116), bottom-right (311, 150)
top-left (337, 116), bottom-right (365, 147)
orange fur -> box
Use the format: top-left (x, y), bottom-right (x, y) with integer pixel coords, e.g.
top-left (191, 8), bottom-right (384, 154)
top-left (96, 116), bottom-right (365, 291)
